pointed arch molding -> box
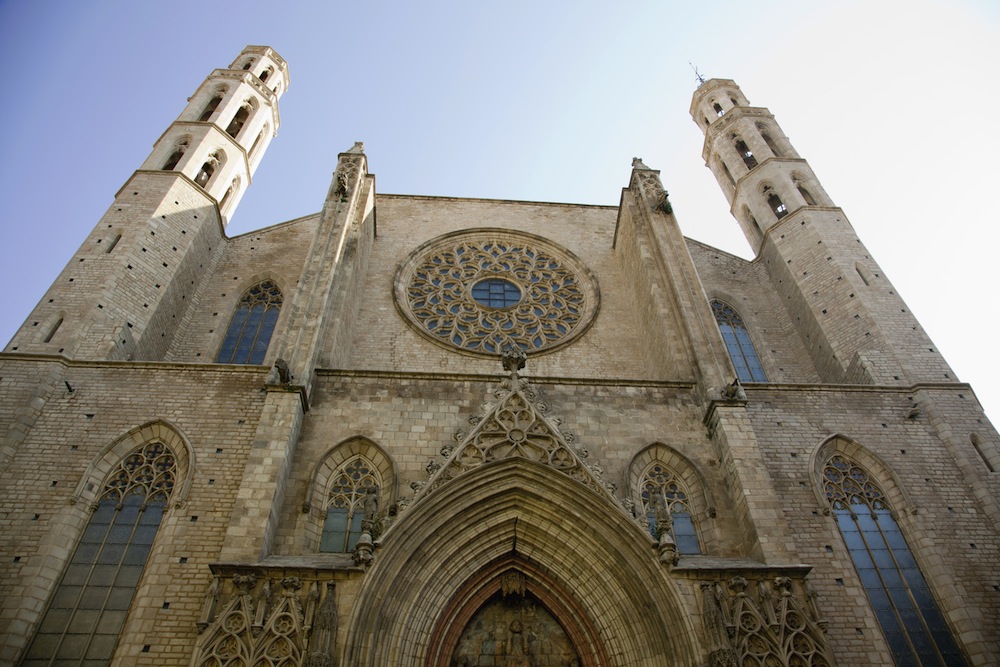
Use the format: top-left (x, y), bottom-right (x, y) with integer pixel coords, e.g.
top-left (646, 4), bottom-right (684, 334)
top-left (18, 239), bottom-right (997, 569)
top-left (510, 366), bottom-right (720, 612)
top-left (808, 434), bottom-right (916, 515)
top-left (627, 442), bottom-right (716, 518)
top-left (71, 419), bottom-right (195, 507)
top-left (343, 459), bottom-right (700, 666)
top-left (304, 436), bottom-right (397, 514)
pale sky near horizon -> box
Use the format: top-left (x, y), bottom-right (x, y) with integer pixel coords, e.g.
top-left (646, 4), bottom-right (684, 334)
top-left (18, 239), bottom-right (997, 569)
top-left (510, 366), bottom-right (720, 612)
top-left (1, 0), bottom-right (998, 426)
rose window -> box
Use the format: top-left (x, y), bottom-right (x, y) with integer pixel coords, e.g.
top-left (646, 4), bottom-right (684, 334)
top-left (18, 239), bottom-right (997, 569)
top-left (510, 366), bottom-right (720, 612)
top-left (396, 231), bottom-right (599, 355)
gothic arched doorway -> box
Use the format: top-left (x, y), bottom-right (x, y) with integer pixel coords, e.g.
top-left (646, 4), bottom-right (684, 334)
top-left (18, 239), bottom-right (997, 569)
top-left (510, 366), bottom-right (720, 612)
top-left (341, 459), bottom-right (701, 666)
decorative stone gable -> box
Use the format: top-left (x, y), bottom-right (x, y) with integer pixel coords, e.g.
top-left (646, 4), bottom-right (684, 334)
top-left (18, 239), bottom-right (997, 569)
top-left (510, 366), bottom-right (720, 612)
top-left (699, 574), bottom-right (834, 667)
top-left (416, 351), bottom-right (619, 504)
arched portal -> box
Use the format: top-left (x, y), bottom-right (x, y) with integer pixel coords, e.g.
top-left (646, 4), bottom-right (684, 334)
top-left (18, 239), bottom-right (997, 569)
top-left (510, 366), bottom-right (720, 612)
top-left (342, 458), bottom-right (701, 666)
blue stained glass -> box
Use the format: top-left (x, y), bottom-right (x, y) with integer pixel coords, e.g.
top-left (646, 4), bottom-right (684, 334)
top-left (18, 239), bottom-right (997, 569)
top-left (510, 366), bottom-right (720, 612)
top-left (215, 281), bottom-right (282, 364)
top-left (673, 513), bottom-right (701, 554)
top-left (712, 301), bottom-right (767, 382)
top-left (826, 454), bottom-right (967, 666)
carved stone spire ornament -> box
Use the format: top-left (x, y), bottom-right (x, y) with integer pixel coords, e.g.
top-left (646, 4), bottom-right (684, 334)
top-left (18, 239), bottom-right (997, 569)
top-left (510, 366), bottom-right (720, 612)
top-left (406, 351), bottom-right (624, 508)
top-left (304, 582), bottom-right (339, 667)
top-left (630, 162), bottom-right (674, 215)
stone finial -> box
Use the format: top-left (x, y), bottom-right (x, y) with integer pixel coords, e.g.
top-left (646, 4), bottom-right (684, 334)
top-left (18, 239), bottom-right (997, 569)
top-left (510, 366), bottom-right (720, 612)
top-left (501, 346), bottom-right (526, 373)
top-left (348, 141), bottom-right (365, 153)
top-left (632, 157), bottom-right (651, 169)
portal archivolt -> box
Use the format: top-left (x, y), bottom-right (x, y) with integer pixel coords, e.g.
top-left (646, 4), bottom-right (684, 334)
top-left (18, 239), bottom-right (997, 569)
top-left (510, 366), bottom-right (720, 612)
top-left (341, 458), bottom-right (700, 666)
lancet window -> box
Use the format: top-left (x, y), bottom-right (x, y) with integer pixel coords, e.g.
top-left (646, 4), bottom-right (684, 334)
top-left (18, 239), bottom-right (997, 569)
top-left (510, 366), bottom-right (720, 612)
top-left (639, 463), bottom-right (701, 554)
top-left (735, 138), bottom-right (758, 170)
top-left (823, 454), bottom-right (965, 666)
top-left (22, 442), bottom-right (177, 665)
top-left (712, 300), bottom-right (767, 382)
top-left (215, 280), bottom-right (282, 365)
top-left (320, 456), bottom-right (382, 552)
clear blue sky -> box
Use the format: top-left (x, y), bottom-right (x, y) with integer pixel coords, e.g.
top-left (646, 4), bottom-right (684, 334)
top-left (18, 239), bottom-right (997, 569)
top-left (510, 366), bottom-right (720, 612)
top-left (1, 0), bottom-right (998, 425)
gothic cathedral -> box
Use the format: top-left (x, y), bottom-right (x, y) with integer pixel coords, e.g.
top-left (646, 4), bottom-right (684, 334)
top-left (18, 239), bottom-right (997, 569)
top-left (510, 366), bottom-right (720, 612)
top-left (2, 46), bottom-right (998, 667)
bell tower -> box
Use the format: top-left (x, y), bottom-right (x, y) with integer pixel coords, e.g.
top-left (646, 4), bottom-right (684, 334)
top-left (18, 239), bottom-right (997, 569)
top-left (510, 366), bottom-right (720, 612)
top-left (692, 79), bottom-right (953, 385)
top-left (5, 46), bottom-right (288, 362)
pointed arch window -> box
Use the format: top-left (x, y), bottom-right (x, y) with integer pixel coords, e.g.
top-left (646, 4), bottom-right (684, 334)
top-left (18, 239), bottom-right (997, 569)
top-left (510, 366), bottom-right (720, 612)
top-left (823, 454), bottom-right (965, 666)
top-left (712, 300), bottom-right (767, 382)
top-left (639, 463), bottom-right (701, 554)
top-left (320, 456), bottom-right (382, 552)
top-left (713, 101), bottom-right (724, 117)
top-left (215, 280), bottom-right (282, 365)
top-left (22, 442), bottom-right (177, 665)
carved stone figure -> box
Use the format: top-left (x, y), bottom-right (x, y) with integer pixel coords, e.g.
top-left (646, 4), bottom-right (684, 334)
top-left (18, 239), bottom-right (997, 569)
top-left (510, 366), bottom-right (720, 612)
top-left (722, 378), bottom-right (747, 400)
top-left (273, 357), bottom-right (292, 384)
top-left (360, 487), bottom-right (379, 534)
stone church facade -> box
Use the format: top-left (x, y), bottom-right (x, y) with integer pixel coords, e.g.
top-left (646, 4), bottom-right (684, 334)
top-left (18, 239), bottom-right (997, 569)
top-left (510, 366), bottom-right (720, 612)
top-left (1, 45), bottom-right (998, 666)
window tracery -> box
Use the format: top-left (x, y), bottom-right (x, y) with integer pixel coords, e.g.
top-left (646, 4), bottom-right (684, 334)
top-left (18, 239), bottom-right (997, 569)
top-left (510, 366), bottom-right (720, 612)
top-left (320, 456), bottom-right (382, 552)
top-left (215, 280), bottom-right (282, 365)
top-left (823, 454), bottom-right (965, 666)
top-left (396, 232), bottom-right (599, 356)
top-left (639, 463), bottom-right (701, 554)
top-left (22, 442), bottom-right (177, 665)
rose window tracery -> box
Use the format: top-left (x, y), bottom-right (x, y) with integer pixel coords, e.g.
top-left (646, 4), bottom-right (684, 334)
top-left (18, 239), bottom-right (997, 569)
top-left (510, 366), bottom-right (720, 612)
top-left (395, 231), bottom-right (599, 356)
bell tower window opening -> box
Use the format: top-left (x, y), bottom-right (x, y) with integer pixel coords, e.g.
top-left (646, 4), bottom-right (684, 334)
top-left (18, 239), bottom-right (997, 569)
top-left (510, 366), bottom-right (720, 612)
top-left (721, 161), bottom-right (736, 189)
top-left (259, 66), bottom-right (273, 82)
top-left (320, 456), bottom-right (382, 553)
top-left (735, 138), bottom-right (758, 170)
top-left (713, 101), bottom-right (724, 117)
top-left (225, 103), bottom-right (251, 138)
top-left (712, 300), bottom-right (767, 382)
top-left (639, 463), bottom-right (701, 554)
top-left (765, 190), bottom-right (787, 219)
top-left (194, 151), bottom-right (224, 188)
top-left (797, 183), bottom-right (817, 206)
top-left (823, 453), bottom-right (966, 666)
top-left (760, 127), bottom-right (784, 158)
top-left (215, 280), bottom-right (282, 365)
top-left (198, 92), bottom-right (224, 122)
top-left (162, 137), bottom-right (189, 171)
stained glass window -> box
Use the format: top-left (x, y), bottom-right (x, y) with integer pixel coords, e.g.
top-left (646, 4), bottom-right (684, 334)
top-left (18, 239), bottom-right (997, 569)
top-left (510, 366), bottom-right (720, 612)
top-left (321, 457), bottom-right (382, 553)
top-left (22, 442), bottom-right (176, 666)
top-left (215, 280), bottom-right (282, 365)
top-left (712, 300), bottom-right (767, 383)
top-left (470, 278), bottom-right (522, 309)
top-left (639, 463), bottom-right (701, 554)
top-left (823, 454), bottom-right (966, 666)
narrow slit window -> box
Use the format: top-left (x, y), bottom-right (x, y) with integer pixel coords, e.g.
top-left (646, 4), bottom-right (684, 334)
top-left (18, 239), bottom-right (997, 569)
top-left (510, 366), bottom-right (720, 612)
top-left (797, 184), bottom-right (817, 206)
top-left (712, 300), bottom-right (767, 382)
top-left (225, 102), bottom-right (251, 138)
top-left (43, 318), bottom-right (63, 343)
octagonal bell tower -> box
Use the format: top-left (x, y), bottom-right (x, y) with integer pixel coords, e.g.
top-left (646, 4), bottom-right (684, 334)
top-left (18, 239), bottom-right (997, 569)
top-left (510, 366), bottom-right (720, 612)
top-left (5, 46), bottom-right (288, 362)
top-left (692, 79), bottom-right (953, 386)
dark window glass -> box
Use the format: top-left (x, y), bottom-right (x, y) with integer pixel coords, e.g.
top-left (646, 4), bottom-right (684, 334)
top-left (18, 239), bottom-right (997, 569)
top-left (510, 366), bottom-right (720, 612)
top-left (470, 278), bottom-right (522, 308)
top-left (320, 457), bottom-right (382, 552)
top-left (824, 454), bottom-right (966, 666)
top-left (23, 443), bottom-right (176, 665)
top-left (640, 463), bottom-right (702, 555)
top-left (712, 301), bottom-right (767, 382)
top-left (215, 281), bottom-right (282, 365)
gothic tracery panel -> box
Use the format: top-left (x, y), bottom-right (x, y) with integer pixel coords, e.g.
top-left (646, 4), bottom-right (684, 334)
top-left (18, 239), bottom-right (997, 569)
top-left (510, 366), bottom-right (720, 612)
top-left (395, 231), bottom-right (599, 356)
